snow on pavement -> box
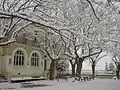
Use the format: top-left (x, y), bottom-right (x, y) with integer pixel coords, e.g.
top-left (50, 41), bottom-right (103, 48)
top-left (0, 79), bottom-right (120, 90)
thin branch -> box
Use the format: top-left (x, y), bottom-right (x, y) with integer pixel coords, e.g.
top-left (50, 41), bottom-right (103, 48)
top-left (2, 0), bottom-right (5, 11)
top-left (86, 0), bottom-right (100, 21)
top-left (12, 22), bottom-right (32, 38)
top-left (5, 18), bottom-right (21, 36)
top-left (0, 38), bottom-right (16, 46)
top-left (64, 53), bottom-right (75, 59)
top-left (45, 48), bottom-right (54, 60)
top-left (16, 0), bottom-right (30, 12)
top-left (96, 54), bottom-right (107, 63)
top-left (0, 16), bottom-right (13, 19)
top-left (59, 31), bottom-right (67, 53)
top-left (83, 49), bottom-right (102, 59)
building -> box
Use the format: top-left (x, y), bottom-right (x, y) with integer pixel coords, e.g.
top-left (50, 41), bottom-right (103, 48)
top-left (0, 28), bottom-right (51, 79)
top-left (0, 25), bottom-right (70, 79)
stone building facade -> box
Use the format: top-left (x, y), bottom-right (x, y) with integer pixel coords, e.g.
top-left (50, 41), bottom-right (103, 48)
top-left (0, 39), bottom-right (50, 78)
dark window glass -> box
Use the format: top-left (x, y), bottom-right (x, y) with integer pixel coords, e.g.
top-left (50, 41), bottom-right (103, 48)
top-left (14, 50), bottom-right (24, 66)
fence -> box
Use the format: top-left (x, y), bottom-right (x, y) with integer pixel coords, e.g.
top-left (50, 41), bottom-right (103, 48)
top-left (68, 70), bottom-right (115, 75)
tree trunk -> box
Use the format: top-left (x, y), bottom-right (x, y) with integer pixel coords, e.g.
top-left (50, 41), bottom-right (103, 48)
top-left (69, 60), bottom-right (76, 77)
top-left (76, 58), bottom-right (84, 79)
top-left (71, 64), bottom-right (76, 77)
top-left (49, 60), bottom-right (55, 80)
top-left (116, 70), bottom-right (119, 80)
top-left (92, 64), bottom-right (95, 79)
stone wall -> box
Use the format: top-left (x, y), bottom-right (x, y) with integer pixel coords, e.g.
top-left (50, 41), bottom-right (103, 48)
top-left (0, 41), bottom-right (50, 78)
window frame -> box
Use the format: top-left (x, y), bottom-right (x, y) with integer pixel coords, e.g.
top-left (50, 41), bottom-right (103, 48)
top-left (31, 53), bottom-right (39, 67)
top-left (13, 50), bottom-right (24, 66)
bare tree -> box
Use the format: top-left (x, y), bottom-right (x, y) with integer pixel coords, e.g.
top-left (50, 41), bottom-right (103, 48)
top-left (89, 50), bottom-right (107, 78)
top-left (112, 56), bottom-right (120, 79)
top-left (0, 0), bottom-right (111, 46)
top-left (0, 0), bottom-right (66, 46)
top-left (31, 27), bottom-right (65, 80)
top-left (0, 0), bottom-right (120, 80)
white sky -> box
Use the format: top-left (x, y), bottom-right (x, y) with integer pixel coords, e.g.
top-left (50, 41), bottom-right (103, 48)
top-left (69, 53), bottom-right (114, 71)
top-left (82, 55), bottom-right (113, 70)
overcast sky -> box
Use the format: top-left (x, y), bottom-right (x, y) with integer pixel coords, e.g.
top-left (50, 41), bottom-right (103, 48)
top-left (82, 55), bottom-right (113, 70)
top-left (69, 53), bottom-right (114, 71)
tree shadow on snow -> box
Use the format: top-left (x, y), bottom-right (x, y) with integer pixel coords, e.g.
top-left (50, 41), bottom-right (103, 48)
top-left (20, 83), bottom-right (52, 88)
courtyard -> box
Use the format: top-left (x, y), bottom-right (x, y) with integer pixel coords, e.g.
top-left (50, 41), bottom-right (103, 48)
top-left (0, 79), bottom-right (119, 90)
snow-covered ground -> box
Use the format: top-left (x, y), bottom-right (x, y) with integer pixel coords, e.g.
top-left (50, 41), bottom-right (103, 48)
top-left (10, 76), bottom-right (46, 80)
top-left (0, 78), bottom-right (120, 90)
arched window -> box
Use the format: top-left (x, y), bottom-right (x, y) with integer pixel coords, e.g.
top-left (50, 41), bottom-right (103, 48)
top-left (14, 50), bottom-right (24, 66)
top-left (31, 53), bottom-right (39, 66)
